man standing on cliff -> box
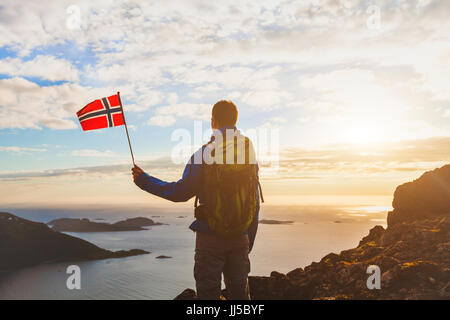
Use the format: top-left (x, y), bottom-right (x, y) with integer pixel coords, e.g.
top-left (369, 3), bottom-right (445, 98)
top-left (131, 100), bottom-right (263, 300)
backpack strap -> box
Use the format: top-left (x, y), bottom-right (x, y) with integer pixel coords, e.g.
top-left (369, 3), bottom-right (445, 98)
top-left (194, 138), bottom-right (213, 209)
top-left (257, 177), bottom-right (264, 203)
top-left (194, 194), bottom-right (199, 208)
top-left (222, 129), bottom-right (227, 164)
top-left (246, 138), bottom-right (264, 203)
top-left (234, 135), bottom-right (238, 164)
top-left (245, 137), bottom-right (249, 164)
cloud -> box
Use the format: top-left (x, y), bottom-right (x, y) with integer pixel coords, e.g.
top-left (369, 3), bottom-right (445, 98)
top-left (71, 149), bottom-right (116, 157)
top-left (277, 136), bottom-right (450, 177)
top-left (167, 93), bottom-right (179, 104)
top-left (0, 77), bottom-right (80, 129)
top-left (296, 67), bottom-right (450, 143)
top-left (258, 116), bottom-right (288, 129)
top-left (241, 89), bottom-right (293, 110)
top-left (0, 55), bottom-right (79, 81)
top-left (123, 88), bottom-right (164, 112)
top-left (0, 77), bottom-right (162, 130)
top-left (2, 136), bottom-right (448, 183)
top-left (0, 0), bottom-right (449, 144)
top-left (0, 146), bottom-right (46, 154)
top-left (148, 103), bottom-right (211, 127)
top-left (147, 115), bottom-right (176, 127)
top-left (0, 156), bottom-right (183, 181)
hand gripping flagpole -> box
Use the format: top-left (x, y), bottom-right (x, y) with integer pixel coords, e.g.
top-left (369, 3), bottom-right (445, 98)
top-left (117, 91), bottom-right (136, 166)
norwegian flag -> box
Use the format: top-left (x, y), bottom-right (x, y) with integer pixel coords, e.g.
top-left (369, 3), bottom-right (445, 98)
top-left (76, 94), bottom-right (125, 131)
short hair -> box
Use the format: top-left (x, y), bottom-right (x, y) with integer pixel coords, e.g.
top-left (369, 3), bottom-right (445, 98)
top-left (212, 100), bottom-right (238, 127)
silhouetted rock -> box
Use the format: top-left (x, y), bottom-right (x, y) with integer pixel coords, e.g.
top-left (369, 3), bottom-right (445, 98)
top-left (358, 225), bottom-right (385, 247)
top-left (388, 164), bottom-right (450, 227)
top-left (174, 289), bottom-right (197, 300)
top-left (175, 165), bottom-right (450, 300)
top-left (286, 267), bottom-right (306, 280)
top-left (0, 212), bottom-right (149, 271)
top-left (48, 216), bottom-right (164, 232)
top-left (155, 255), bottom-right (172, 259)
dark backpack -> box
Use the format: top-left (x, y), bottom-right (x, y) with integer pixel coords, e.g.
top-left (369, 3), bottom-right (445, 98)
top-left (194, 135), bottom-right (264, 237)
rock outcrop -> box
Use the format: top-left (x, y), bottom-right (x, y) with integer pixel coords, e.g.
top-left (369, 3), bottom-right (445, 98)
top-left (0, 212), bottom-right (149, 272)
top-left (48, 216), bottom-right (164, 232)
top-left (175, 164), bottom-right (450, 300)
top-left (388, 164), bottom-right (450, 227)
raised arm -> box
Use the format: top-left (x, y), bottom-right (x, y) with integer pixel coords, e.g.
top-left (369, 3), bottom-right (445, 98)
top-left (133, 151), bottom-right (202, 202)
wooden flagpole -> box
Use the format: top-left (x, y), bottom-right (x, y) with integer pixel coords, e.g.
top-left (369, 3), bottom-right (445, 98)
top-left (117, 91), bottom-right (136, 166)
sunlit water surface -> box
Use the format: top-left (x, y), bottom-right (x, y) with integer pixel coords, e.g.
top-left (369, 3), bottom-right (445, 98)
top-left (0, 203), bottom-right (389, 299)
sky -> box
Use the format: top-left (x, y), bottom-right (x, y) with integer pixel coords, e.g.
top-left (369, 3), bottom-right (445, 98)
top-left (0, 0), bottom-right (449, 207)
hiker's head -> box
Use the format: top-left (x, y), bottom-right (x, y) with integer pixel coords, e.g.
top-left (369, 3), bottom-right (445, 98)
top-left (211, 100), bottom-right (238, 129)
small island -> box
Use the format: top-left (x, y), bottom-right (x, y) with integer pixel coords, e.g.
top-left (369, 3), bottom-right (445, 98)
top-left (47, 217), bottom-right (165, 232)
top-left (259, 219), bottom-right (294, 225)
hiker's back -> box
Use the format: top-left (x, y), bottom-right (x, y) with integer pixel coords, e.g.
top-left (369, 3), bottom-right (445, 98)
top-left (194, 129), bottom-right (263, 237)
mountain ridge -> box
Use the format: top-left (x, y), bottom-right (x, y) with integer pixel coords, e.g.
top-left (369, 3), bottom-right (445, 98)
top-left (175, 164), bottom-right (450, 300)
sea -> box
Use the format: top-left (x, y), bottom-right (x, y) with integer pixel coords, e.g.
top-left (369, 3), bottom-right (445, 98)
top-left (0, 201), bottom-right (390, 299)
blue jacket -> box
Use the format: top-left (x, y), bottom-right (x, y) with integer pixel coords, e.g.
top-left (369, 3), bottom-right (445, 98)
top-left (134, 127), bottom-right (260, 251)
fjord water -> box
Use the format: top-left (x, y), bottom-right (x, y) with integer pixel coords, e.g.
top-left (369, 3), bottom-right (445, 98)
top-left (0, 202), bottom-right (389, 299)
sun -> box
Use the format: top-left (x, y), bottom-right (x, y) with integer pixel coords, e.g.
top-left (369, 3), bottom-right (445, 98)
top-left (339, 121), bottom-right (386, 144)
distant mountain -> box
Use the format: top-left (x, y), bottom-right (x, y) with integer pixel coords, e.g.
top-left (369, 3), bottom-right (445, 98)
top-left (175, 164), bottom-right (450, 300)
top-left (47, 216), bottom-right (164, 232)
top-left (0, 212), bottom-right (149, 272)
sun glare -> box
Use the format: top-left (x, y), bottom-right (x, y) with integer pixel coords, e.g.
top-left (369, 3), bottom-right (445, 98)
top-left (340, 122), bottom-right (384, 144)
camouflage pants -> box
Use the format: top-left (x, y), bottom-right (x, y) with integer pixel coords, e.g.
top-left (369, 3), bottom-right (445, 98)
top-left (194, 232), bottom-right (251, 300)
